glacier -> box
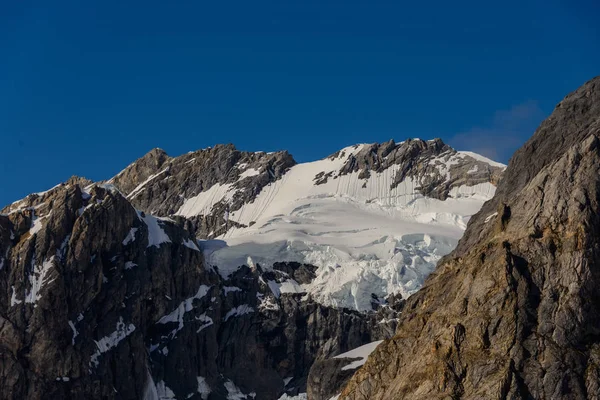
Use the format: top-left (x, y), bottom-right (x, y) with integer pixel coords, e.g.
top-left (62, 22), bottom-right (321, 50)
top-left (187, 144), bottom-right (503, 311)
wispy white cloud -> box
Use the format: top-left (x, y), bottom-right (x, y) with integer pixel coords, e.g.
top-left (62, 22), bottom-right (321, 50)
top-left (449, 100), bottom-right (545, 162)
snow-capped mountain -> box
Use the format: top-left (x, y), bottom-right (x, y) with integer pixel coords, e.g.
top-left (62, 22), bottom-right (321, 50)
top-left (106, 138), bottom-right (504, 311)
top-left (0, 138), bottom-right (504, 400)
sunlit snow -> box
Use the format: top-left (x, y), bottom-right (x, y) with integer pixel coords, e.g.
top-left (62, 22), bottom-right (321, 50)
top-left (183, 145), bottom-right (502, 310)
top-left (334, 340), bottom-right (384, 370)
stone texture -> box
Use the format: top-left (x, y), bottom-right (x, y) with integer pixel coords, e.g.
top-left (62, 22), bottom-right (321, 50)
top-left (109, 144), bottom-right (296, 238)
top-left (0, 183), bottom-right (397, 399)
top-left (339, 77), bottom-right (600, 400)
top-left (331, 139), bottom-right (504, 200)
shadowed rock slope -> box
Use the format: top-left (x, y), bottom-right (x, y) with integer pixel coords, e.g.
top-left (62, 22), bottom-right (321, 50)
top-left (339, 76), bottom-right (600, 400)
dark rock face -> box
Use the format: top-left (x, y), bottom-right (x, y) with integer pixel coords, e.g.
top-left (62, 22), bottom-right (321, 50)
top-left (339, 77), bottom-right (600, 399)
top-left (306, 296), bottom-right (404, 400)
top-left (308, 358), bottom-right (358, 400)
top-left (0, 183), bottom-right (395, 399)
top-left (109, 144), bottom-right (296, 238)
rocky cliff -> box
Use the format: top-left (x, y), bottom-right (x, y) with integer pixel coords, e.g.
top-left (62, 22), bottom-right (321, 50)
top-left (338, 77), bottom-right (600, 399)
top-left (0, 182), bottom-right (400, 400)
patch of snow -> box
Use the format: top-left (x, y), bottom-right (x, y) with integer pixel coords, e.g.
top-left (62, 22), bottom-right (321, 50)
top-left (124, 261), bottom-right (137, 270)
top-left (197, 377), bottom-right (211, 399)
top-left (143, 370), bottom-right (159, 400)
top-left (25, 257), bottom-right (56, 305)
top-left (128, 167), bottom-right (170, 199)
top-left (485, 212), bottom-right (498, 223)
top-left (123, 227), bottom-right (138, 245)
top-left (239, 168), bottom-right (260, 179)
top-left (334, 340), bottom-right (384, 371)
top-left (224, 305), bottom-right (254, 321)
top-left (10, 286), bottom-right (22, 306)
top-left (279, 279), bottom-right (304, 295)
top-left (138, 212), bottom-right (171, 248)
top-left (156, 285), bottom-right (211, 337)
top-left (183, 238), bottom-right (200, 251)
top-left (279, 394), bottom-right (307, 400)
top-left (29, 212), bottom-right (48, 236)
top-left (155, 381), bottom-right (176, 400)
top-left (34, 183), bottom-right (62, 197)
top-left (175, 183), bottom-right (235, 217)
top-left (448, 183), bottom-right (496, 200)
top-left (98, 183), bottom-right (121, 194)
top-left (266, 280), bottom-right (281, 298)
top-left (257, 293), bottom-right (280, 312)
top-left (224, 380), bottom-right (256, 400)
top-left (458, 151), bottom-right (506, 168)
top-left (195, 313), bottom-right (214, 333)
top-left (89, 317), bottom-right (135, 368)
top-left (68, 321), bottom-right (79, 345)
top-left (223, 286), bottom-right (242, 295)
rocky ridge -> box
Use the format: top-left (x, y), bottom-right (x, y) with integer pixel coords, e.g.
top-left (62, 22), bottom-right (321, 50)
top-left (106, 139), bottom-right (503, 240)
top-left (331, 138), bottom-right (503, 200)
top-left (338, 77), bottom-right (600, 399)
top-left (108, 145), bottom-right (296, 238)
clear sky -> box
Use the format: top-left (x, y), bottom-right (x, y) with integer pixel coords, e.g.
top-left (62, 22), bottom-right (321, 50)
top-left (1, 0), bottom-right (599, 206)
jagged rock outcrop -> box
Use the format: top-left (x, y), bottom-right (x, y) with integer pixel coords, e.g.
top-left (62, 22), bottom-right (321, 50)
top-left (327, 139), bottom-right (504, 200)
top-left (108, 144), bottom-right (296, 238)
top-left (339, 77), bottom-right (600, 399)
top-left (0, 183), bottom-right (395, 399)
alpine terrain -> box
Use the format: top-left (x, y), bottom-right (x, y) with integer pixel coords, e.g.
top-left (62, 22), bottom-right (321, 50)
top-left (0, 138), bottom-right (504, 399)
top-left (338, 78), bottom-right (600, 399)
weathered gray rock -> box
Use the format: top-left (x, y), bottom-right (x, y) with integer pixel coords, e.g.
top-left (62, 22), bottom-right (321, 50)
top-left (339, 77), bottom-right (600, 399)
top-left (109, 144), bottom-right (296, 238)
top-left (328, 139), bottom-right (503, 200)
top-left (0, 183), bottom-right (396, 399)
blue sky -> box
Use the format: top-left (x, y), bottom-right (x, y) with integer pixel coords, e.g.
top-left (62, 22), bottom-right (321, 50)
top-left (1, 0), bottom-right (598, 206)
